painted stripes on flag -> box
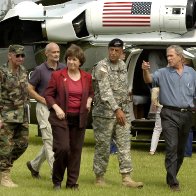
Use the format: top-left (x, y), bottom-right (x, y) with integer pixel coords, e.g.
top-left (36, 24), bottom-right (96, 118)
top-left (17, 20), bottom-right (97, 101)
top-left (102, 2), bottom-right (152, 27)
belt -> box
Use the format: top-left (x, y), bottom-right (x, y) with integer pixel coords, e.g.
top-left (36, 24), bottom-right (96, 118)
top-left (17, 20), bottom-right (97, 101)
top-left (163, 105), bottom-right (192, 112)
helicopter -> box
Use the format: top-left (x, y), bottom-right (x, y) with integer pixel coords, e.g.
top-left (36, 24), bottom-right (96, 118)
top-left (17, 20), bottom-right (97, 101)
top-left (0, 0), bottom-right (195, 141)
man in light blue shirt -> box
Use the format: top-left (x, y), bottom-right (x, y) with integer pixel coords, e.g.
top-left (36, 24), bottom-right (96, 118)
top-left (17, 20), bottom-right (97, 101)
top-left (153, 65), bottom-right (195, 108)
top-left (142, 45), bottom-right (196, 192)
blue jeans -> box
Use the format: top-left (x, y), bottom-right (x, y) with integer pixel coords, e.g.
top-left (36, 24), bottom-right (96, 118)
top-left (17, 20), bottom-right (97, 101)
top-left (110, 139), bottom-right (117, 154)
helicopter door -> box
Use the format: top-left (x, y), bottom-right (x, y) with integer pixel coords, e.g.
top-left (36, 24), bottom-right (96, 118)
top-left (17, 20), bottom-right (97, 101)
top-left (125, 48), bottom-right (143, 121)
top-left (126, 48), bottom-right (143, 94)
top-left (184, 47), bottom-right (196, 69)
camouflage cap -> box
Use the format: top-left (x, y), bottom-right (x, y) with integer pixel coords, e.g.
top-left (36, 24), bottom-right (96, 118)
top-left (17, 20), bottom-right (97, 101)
top-left (8, 44), bottom-right (25, 54)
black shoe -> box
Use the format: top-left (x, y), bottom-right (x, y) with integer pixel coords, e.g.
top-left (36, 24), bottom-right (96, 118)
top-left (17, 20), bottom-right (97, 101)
top-left (170, 184), bottom-right (180, 192)
top-left (53, 184), bottom-right (61, 191)
top-left (26, 161), bottom-right (41, 179)
top-left (66, 184), bottom-right (79, 190)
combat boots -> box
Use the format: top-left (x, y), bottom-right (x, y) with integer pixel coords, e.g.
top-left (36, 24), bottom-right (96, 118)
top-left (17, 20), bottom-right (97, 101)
top-left (122, 173), bottom-right (143, 188)
top-left (1, 170), bottom-right (18, 188)
top-left (95, 175), bottom-right (106, 186)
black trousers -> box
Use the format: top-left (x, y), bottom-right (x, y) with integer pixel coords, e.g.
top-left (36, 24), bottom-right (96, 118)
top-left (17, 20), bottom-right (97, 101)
top-left (51, 114), bottom-right (85, 186)
top-left (160, 108), bottom-right (192, 186)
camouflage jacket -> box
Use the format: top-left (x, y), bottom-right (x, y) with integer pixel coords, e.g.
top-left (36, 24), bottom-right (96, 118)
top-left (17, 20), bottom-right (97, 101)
top-left (92, 58), bottom-right (131, 118)
top-left (0, 63), bottom-right (29, 123)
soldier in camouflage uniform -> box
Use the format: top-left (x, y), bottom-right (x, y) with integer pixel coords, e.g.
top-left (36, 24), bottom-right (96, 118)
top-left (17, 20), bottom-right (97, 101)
top-left (92, 38), bottom-right (143, 188)
top-left (0, 45), bottom-right (29, 188)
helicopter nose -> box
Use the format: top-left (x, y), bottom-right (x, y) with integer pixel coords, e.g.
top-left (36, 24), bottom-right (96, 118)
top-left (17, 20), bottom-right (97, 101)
top-left (186, 0), bottom-right (196, 30)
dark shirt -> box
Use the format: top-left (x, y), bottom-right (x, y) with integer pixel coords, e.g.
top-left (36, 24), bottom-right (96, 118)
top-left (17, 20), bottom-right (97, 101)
top-left (29, 62), bottom-right (65, 96)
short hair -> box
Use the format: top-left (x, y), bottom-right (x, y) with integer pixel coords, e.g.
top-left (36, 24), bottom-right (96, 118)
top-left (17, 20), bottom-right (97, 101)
top-left (167, 45), bottom-right (183, 56)
top-left (65, 44), bottom-right (85, 66)
top-left (45, 42), bottom-right (60, 53)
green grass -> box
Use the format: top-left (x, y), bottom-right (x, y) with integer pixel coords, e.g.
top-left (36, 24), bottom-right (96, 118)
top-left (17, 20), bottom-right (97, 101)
top-left (0, 124), bottom-right (195, 196)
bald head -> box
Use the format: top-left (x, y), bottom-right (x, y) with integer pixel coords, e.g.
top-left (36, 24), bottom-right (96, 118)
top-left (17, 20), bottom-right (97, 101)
top-left (45, 42), bottom-right (60, 53)
top-left (45, 42), bottom-right (60, 64)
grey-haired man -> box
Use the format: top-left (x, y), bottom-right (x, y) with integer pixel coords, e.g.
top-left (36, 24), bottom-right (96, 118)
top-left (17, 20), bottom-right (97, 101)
top-left (142, 45), bottom-right (196, 191)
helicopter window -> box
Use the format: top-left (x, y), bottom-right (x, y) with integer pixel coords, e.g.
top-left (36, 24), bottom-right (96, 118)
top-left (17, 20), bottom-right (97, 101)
top-left (72, 11), bottom-right (89, 38)
top-left (172, 8), bottom-right (181, 15)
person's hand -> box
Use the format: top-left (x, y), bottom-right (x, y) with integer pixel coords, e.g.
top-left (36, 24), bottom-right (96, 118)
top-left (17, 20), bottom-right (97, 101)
top-left (115, 108), bottom-right (126, 126)
top-left (86, 97), bottom-right (92, 112)
top-left (41, 98), bottom-right (47, 105)
top-left (54, 106), bottom-right (65, 120)
top-left (142, 60), bottom-right (150, 70)
top-left (151, 104), bottom-right (157, 113)
top-left (86, 104), bottom-right (91, 112)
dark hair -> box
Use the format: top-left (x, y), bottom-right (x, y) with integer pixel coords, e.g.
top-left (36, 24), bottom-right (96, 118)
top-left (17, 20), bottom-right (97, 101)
top-left (65, 44), bottom-right (86, 66)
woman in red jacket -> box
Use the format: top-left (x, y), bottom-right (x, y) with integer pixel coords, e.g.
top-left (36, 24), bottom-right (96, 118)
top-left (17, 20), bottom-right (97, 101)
top-left (44, 44), bottom-right (94, 190)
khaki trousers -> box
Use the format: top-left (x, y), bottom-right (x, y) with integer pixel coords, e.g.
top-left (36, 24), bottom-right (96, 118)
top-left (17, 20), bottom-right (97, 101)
top-left (30, 103), bottom-right (54, 173)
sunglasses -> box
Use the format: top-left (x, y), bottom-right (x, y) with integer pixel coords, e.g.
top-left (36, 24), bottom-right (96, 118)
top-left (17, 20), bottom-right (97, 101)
top-left (15, 54), bottom-right (25, 58)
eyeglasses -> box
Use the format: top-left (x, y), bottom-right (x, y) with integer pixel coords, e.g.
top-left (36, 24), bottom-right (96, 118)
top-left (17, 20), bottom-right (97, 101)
top-left (15, 54), bottom-right (25, 58)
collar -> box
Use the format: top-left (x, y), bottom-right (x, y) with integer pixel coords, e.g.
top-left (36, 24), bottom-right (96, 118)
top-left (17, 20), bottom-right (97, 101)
top-left (168, 64), bottom-right (189, 74)
top-left (44, 61), bottom-right (60, 70)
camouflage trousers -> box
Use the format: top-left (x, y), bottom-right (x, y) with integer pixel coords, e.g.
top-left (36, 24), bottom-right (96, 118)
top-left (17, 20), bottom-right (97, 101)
top-left (92, 116), bottom-right (133, 176)
top-left (0, 122), bottom-right (29, 171)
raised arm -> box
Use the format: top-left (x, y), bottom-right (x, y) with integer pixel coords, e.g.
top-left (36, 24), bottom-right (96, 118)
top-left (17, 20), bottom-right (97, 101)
top-left (142, 60), bottom-right (153, 83)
